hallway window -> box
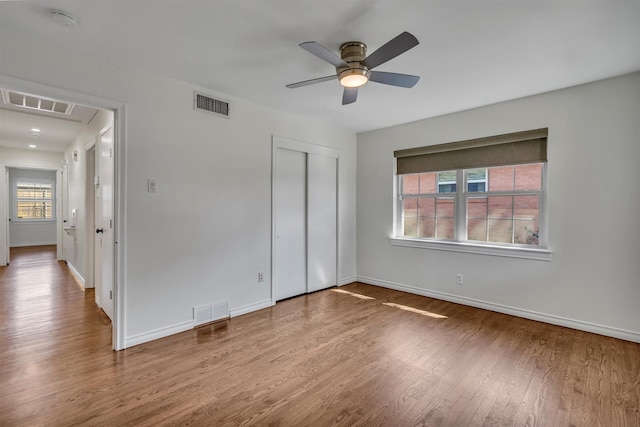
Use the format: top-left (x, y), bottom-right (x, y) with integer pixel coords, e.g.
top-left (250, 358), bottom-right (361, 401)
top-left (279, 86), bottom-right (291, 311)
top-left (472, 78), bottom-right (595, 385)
top-left (15, 180), bottom-right (54, 220)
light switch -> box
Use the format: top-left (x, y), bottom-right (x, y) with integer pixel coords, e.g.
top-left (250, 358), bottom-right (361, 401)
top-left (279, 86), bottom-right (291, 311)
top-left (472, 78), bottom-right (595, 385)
top-left (148, 179), bottom-right (157, 193)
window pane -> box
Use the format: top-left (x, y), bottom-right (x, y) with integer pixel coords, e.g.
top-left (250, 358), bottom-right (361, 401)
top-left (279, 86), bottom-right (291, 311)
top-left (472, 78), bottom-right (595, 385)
top-left (438, 170), bottom-right (456, 183)
top-left (468, 218), bottom-right (487, 242)
top-left (417, 216), bottom-right (435, 238)
top-left (487, 166), bottom-right (514, 191)
top-left (17, 201), bottom-right (52, 219)
top-left (419, 173), bottom-right (437, 194)
top-left (403, 216), bottom-right (417, 237)
top-left (467, 168), bottom-right (486, 182)
top-left (418, 197), bottom-right (435, 217)
top-left (514, 164), bottom-right (542, 190)
top-left (514, 195), bottom-right (539, 220)
top-left (467, 197), bottom-right (487, 218)
top-left (17, 182), bottom-right (52, 199)
top-left (417, 197), bottom-right (436, 238)
top-left (514, 220), bottom-right (539, 245)
top-left (436, 218), bottom-right (454, 239)
top-left (402, 175), bottom-right (419, 194)
top-left (467, 182), bottom-right (485, 192)
top-left (403, 198), bottom-right (418, 217)
top-left (436, 197), bottom-right (454, 239)
top-left (488, 219), bottom-right (512, 243)
top-left (436, 197), bottom-right (454, 217)
top-left (488, 196), bottom-right (513, 219)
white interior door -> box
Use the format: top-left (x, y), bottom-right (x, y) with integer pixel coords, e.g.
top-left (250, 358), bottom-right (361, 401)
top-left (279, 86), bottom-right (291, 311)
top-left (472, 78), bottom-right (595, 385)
top-left (274, 148), bottom-right (307, 301)
top-left (96, 127), bottom-right (114, 320)
top-left (60, 163), bottom-right (68, 261)
top-left (4, 167), bottom-right (9, 265)
top-left (85, 146), bottom-right (96, 289)
top-left (307, 153), bottom-right (337, 292)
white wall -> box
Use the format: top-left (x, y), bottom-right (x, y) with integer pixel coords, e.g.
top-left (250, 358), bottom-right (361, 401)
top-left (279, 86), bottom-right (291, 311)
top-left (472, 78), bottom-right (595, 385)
top-left (61, 109), bottom-right (114, 286)
top-left (8, 168), bottom-right (57, 246)
top-left (0, 148), bottom-right (63, 265)
top-left (1, 27), bottom-right (357, 346)
top-left (357, 72), bottom-right (640, 342)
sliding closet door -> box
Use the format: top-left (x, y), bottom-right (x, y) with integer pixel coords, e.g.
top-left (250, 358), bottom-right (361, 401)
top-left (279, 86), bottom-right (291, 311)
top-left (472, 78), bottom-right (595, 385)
top-left (307, 153), bottom-right (337, 292)
top-left (274, 148), bottom-right (307, 301)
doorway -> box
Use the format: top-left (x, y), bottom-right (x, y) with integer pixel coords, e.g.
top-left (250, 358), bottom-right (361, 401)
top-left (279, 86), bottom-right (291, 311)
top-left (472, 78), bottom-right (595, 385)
top-left (0, 74), bottom-right (125, 349)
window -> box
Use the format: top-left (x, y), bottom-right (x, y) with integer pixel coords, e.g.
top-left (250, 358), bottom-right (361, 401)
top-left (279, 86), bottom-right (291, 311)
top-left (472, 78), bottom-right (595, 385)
top-left (393, 128), bottom-right (550, 259)
top-left (14, 179), bottom-right (55, 221)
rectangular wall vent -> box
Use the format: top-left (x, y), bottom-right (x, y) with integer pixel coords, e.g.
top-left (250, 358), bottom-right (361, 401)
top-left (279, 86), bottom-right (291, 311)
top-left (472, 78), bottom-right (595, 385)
top-left (1, 89), bottom-right (75, 115)
top-left (194, 301), bottom-right (230, 327)
top-left (194, 91), bottom-right (230, 118)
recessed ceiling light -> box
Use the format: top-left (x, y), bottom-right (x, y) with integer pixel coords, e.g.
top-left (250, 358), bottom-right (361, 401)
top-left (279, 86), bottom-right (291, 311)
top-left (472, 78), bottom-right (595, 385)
top-left (28, 144), bottom-right (37, 149)
top-left (49, 9), bottom-right (77, 28)
top-left (31, 128), bottom-right (40, 132)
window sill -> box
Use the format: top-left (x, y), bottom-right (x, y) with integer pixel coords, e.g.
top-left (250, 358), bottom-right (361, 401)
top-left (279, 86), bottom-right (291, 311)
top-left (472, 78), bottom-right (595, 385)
top-left (389, 237), bottom-right (552, 261)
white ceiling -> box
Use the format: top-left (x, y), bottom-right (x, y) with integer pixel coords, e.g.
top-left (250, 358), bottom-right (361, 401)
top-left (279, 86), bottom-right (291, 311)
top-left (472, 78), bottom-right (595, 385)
top-left (0, 98), bottom-right (99, 153)
top-left (0, 0), bottom-right (639, 136)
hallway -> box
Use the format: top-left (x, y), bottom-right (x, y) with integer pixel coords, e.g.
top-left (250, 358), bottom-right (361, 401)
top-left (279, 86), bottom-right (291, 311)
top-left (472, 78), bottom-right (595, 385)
top-left (0, 246), bottom-right (112, 423)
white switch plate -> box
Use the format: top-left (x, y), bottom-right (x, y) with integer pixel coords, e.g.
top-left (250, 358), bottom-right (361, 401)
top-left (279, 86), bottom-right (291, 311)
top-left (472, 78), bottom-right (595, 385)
top-left (148, 179), bottom-right (157, 193)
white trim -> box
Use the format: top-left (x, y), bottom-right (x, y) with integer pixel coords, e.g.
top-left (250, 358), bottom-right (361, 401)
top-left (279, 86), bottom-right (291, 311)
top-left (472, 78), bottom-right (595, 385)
top-left (272, 135), bottom-right (339, 159)
top-left (9, 241), bottom-right (57, 247)
top-left (66, 261), bottom-right (85, 287)
top-left (230, 299), bottom-right (274, 318)
top-left (339, 276), bottom-right (357, 286)
top-left (0, 74), bottom-right (127, 351)
top-left (390, 237), bottom-right (552, 261)
top-left (271, 135), bottom-right (340, 303)
top-left (125, 320), bottom-right (194, 348)
top-left (357, 275), bottom-right (640, 344)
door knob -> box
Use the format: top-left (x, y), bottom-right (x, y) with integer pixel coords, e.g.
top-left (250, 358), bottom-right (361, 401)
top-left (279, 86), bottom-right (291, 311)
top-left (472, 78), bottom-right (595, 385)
top-left (96, 228), bottom-right (104, 234)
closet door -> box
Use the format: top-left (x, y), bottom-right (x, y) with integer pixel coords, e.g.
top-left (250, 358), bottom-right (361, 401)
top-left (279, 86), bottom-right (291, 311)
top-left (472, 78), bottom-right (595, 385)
top-left (274, 148), bottom-right (307, 301)
top-left (307, 153), bottom-right (337, 292)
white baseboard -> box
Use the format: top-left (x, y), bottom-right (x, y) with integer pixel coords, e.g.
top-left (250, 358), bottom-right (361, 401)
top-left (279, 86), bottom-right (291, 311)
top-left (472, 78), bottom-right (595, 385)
top-left (66, 261), bottom-right (85, 287)
top-left (230, 299), bottom-right (274, 318)
top-left (123, 299), bottom-right (275, 349)
top-left (339, 276), bottom-right (357, 286)
top-left (125, 320), bottom-right (194, 348)
top-left (357, 275), bottom-right (640, 344)
top-left (10, 241), bottom-right (57, 247)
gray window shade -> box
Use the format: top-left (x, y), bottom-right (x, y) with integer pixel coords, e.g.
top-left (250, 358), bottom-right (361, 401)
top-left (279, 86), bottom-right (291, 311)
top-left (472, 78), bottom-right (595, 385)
top-left (395, 128), bottom-right (548, 175)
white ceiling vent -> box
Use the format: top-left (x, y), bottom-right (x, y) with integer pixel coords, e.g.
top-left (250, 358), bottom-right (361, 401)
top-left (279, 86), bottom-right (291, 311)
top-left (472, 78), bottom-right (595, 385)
top-left (194, 91), bottom-right (230, 118)
top-left (1, 89), bottom-right (75, 115)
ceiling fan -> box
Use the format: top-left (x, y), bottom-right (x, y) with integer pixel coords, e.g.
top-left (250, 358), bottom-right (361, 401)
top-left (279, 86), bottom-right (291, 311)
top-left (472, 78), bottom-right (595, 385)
top-left (286, 31), bottom-right (420, 105)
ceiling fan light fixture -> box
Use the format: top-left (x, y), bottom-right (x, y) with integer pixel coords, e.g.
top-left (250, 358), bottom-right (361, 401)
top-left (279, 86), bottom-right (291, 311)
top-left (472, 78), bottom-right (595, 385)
top-left (339, 68), bottom-right (370, 88)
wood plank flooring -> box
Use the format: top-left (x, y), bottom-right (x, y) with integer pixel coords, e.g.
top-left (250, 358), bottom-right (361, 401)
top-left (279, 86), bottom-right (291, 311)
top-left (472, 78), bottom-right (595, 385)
top-left (1, 246), bottom-right (639, 426)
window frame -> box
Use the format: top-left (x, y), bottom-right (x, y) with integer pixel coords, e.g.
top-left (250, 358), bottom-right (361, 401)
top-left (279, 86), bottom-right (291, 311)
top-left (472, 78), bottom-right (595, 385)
top-left (392, 163), bottom-right (551, 261)
top-left (12, 177), bottom-right (56, 223)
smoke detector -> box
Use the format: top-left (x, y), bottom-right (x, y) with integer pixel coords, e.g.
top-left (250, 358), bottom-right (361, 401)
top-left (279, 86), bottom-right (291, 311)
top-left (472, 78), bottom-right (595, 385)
top-left (49, 9), bottom-right (77, 28)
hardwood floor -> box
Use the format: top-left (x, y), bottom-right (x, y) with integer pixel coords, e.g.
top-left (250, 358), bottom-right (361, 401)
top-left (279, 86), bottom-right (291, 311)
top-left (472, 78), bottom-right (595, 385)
top-left (1, 246), bottom-right (639, 426)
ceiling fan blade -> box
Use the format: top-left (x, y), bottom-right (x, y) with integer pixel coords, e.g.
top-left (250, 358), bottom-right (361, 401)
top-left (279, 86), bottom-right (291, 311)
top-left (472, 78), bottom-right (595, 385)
top-left (342, 88), bottom-right (358, 105)
top-left (300, 41), bottom-right (349, 68)
top-left (369, 71), bottom-right (420, 88)
top-left (286, 75), bottom-right (337, 89)
top-left (363, 31), bottom-right (419, 70)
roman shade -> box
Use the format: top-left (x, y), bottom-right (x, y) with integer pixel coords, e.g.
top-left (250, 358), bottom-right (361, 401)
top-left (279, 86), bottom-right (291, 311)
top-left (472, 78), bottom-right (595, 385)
top-left (394, 128), bottom-right (548, 175)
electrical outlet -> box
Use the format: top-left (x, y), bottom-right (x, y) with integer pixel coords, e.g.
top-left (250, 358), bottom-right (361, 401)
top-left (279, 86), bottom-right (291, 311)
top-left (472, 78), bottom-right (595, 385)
top-left (147, 179), bottom-right (157, 193)
top-left (456, 273), bottom-right (463, 285)
top-left (258, 272), bottom-right (264, 282)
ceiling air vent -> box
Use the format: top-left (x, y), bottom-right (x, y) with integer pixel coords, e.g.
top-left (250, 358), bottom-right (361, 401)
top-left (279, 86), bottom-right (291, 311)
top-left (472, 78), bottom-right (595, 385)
top-left (194, 91), bottom-right (230, 118)
top-left (1, 89), bottom-right (75, 115)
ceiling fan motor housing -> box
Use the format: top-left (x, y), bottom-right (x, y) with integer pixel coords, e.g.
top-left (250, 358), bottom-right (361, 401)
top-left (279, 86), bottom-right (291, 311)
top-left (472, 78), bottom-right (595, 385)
top-left (337, 41), bottom-right (370, 85)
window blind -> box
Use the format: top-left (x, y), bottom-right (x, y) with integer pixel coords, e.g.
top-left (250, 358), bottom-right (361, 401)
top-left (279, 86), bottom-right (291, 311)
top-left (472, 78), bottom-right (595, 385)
top-left (394, 128), bottom-right (548, 175)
